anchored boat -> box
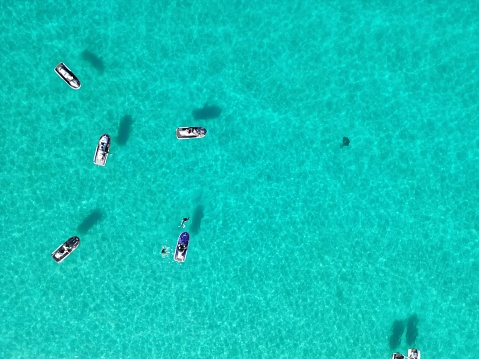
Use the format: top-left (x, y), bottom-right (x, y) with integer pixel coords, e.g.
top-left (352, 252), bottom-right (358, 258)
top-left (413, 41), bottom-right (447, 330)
top-left (174, 232), bottom-right (190, 262)
top-left (408, 348), bottom-right (421, 359)
top-left (54, 62), bottom-right (81, 89)
top-left (176, 127), bottom-right (207, 140)
top-left (93, 134), bottom-right (111, 166)
top-left (391, 353), bottom-right (405, 359)
top-left (51, 236), bottom-right (80, 263)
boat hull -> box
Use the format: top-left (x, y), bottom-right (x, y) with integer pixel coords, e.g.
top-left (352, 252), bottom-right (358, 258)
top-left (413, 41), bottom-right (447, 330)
top-left (54, 62), bottom-right (81, 90)
top-left (93, 134), bottom-right (111, 166)
top-left (176, 127), bottom-right (207, 140)
top-left (51, 236), bottom-right (80, 263)
top-left (174, 232), bottom-right (190, 262)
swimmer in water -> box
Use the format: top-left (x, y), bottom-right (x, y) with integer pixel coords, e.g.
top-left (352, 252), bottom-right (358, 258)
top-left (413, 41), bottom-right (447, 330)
top-left (340, 136), bottom-right (350, 148)
top-left (178, 217), bottom-right (190, 228)
top-left (161, 245), bottom-right (170, 258)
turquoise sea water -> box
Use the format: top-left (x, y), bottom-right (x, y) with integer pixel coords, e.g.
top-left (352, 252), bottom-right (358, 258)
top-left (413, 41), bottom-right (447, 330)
top-left (1, 0), bottom-right (478, 357)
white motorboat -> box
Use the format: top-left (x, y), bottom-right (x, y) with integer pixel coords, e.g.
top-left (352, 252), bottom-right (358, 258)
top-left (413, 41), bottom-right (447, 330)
top-left (408, 348), bottom-right (420, 359)
top-left (54, 62), bottom-right (81, 89)
top-left (176, 127), bottom-right (207, 140)
top-left (51, 236), bottom-right (80, 263)
top-left (93, 134), bottom-right (111, 166)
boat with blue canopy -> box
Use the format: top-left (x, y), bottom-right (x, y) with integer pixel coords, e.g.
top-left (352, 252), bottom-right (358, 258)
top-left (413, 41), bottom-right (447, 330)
top-left (174, 232), bottom-right (190, 262)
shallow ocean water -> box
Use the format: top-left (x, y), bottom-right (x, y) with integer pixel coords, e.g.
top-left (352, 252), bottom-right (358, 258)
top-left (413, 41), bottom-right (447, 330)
top-left (0, 0), bottom-right (478, 357)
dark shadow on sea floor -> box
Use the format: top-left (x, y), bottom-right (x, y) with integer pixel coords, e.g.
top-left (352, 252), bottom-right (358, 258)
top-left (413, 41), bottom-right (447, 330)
top-left (192, 104), bottom-right (221, 120)
top-left (190, 205), bottom-right (204, 235)
top-left (389, 320), bottom-right (405, 349)
top-left (406, 314), bottom-right (419, 345)
top-left (81, 50), bottom-right (105, 73)
top-left (116, 115), bottom-right (133, 146)
top-left (77, 209), bottom-right (103, 234)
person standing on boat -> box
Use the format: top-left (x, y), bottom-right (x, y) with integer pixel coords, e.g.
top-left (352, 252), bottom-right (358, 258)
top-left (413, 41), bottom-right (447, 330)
top-left (179, 217), bottom-right (190, 228)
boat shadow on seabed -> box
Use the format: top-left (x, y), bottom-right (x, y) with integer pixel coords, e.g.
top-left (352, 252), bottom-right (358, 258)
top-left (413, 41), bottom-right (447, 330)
top-left (77, 209), bottom-right (104, 234)
top-left (116, 115), bottom-right (134, 146)
top-left (190, 205), bottom-right (204, 235)
top-left (81, 50), bottom-right (105, 73)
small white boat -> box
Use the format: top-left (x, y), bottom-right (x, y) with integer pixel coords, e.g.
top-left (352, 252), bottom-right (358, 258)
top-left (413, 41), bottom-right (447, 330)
top-left (391, 353), bottom-right (405, 359)
top-left (54, 62), bottom-right (81, 89)
top-left (176, 127), bottom-right (207, 140)
top-left (51, 236), bottom-right (80, 263)
top-left (174, 232), bottom-right (190, 263)
top-left (93, 134), bottom-right (111, 166)
top-left (408, 348), bottom-right (420, 359)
